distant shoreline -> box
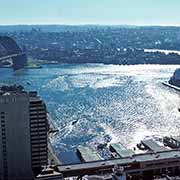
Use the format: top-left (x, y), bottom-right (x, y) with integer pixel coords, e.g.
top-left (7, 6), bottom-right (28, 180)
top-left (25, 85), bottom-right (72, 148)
top-left (0, 63), bottom-right (180, 70)
top-left (0, 24), bottom-right (180, 27)
top-left (144, 49), bottom-right (180, 55)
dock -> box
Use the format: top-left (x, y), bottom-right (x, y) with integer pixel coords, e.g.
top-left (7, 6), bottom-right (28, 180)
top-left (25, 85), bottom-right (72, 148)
top-left (141, 139), bottom-right (167, 152)
top-left (57, 138), bottom-right (180, 179)
top-left (77, 146), bottom-right (103, 162)
top-left (109, 143), bottom-right (134, 158)
top-left (58, 149), bottom-right (180, 178)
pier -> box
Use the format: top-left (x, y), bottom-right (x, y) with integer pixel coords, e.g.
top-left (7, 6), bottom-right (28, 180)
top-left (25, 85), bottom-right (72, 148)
top-left (109, 143), bottom-right (134, 158)
top-left (55, 137), bottom-right (180, 179)
top-left (77, 146), bottom-right (103, 162)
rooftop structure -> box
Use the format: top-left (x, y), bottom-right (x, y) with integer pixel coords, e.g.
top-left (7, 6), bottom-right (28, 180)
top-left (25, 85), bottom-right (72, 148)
top-left (77, 146), bottom-right (103, 162)
top-left (109, 143), bottom-right (134, 158)
top-left (141, 139), bottom-right (167, 152)
top-left (35, 167), bottom-right (63, 180)
top-left (55, 136), bottom-right (180, 179)
top-left (59, 148), bottom-right (180, 179)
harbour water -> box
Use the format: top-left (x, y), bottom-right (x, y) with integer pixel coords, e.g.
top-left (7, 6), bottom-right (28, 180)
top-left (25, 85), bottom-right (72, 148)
top-left (0, 64), bottom-right (180, 163)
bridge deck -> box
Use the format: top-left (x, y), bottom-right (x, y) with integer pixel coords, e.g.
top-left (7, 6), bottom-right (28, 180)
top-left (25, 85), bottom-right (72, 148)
top-left (0, 53), bottom-right (21, 61)
top-left (0, 36), bottom-right (27, 70)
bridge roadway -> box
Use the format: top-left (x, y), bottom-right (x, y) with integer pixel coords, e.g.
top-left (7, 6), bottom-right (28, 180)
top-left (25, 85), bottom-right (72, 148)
top-left (57, 149), bottom-right (180, 177)
top-left (0, 53), bottom-right (23, 61)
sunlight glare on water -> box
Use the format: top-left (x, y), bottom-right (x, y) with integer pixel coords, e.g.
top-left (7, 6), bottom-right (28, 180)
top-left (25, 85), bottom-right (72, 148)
top-left (1, 64), bottom-right (180, 160)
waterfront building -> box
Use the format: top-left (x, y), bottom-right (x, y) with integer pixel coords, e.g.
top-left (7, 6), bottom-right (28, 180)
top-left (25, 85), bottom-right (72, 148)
top-left (29, 91), bottom-right (48, 175)
top-left (0, 85), bottom-right (33, 179)
top-left (0, 85), bottom-right (52, 180)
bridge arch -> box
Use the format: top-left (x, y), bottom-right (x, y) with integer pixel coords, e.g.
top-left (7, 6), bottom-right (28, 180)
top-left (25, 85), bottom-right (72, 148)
top-left (0, 36), bottom-right (27, 70)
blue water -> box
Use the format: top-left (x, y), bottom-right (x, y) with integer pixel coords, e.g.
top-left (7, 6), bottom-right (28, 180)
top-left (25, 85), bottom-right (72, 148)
top-left (1, 64), bottom-right (180, 163)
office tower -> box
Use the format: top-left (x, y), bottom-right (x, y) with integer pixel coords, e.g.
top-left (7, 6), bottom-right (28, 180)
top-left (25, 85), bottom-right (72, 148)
top-left (0, 85), bottom-right (33, 180)
top-left (0, 85), bottom-right (49, 180)
top-left (29, 91), bottom-right (48, 175)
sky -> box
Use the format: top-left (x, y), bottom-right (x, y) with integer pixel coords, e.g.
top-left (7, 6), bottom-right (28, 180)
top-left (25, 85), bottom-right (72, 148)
top-left (0, 0), bottom-right (180, 26)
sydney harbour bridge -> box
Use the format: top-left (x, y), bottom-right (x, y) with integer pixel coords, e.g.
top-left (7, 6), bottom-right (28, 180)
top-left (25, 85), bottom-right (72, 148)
top-left (0, 36), bottom-right (27, 70)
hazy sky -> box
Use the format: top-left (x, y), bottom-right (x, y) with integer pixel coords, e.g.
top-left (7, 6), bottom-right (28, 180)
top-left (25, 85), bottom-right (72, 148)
top-left (1, 0), bottom-right (180, 25)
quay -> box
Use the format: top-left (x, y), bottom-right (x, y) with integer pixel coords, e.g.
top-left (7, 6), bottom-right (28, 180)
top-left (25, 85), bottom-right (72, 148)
top-left (77, 146), bottom-right (103, 162)
top-left (109, 143), bottom-right (134, 158)
top-left (56, 137), bottom-right (180, 179)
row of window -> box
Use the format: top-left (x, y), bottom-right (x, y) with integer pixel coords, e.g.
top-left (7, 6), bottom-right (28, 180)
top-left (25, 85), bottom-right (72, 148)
top-left (30, 117), bottom-right (47, 121)
top-left (1, 111), bottom-right (5, 120)
top-left (30, 106), bottom-right (45, 110)
top-left (31, 127), bottom-right (47, 132)
top-left (30, 112), bottom-right (46, 116)
top-left (31, 124), bottom-right (47, 129)
top-left (31, 143), bottom-right (47, 148)
top-left (1, 112), bottom-right (8, 177)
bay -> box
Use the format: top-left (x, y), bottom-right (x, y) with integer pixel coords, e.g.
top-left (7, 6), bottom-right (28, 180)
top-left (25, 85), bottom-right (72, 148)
top-left (0, 64), bottom-right (180, 163)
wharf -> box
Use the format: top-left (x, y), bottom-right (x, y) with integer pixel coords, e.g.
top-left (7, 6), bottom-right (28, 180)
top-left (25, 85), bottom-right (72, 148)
top-left (141, 139), bottom-right (167, 152)
top-left (77, 146), bottom-right (103, 162)
top-left (109, 143), bottom-right (134, 158)
top-left (56, 137), bottom-right (180, 178)
top-left (58, 149), bottom-right (180, 177)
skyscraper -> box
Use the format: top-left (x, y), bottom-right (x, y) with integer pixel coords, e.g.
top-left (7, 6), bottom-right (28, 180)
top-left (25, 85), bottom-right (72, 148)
top-left (29, 91), bottom-right (48, 175)
top-left (0, 85), bottom-right (49, 180)
top-left (0, 85), bottom-right (33, 180)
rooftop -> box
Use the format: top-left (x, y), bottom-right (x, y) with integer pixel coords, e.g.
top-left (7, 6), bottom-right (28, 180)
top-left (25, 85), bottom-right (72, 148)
top-left (58, 149), bottom-right (180, 176)
top-left (77, 146), bottom-right (103, 162)
top-left (110, 143), bottom-right (134, 158)
top-left (0, 85), bottom-right (39, 98)
top-left (0, 85), bottom-right (26, 95)
top-left (141, 139), bottom-right (168, 152)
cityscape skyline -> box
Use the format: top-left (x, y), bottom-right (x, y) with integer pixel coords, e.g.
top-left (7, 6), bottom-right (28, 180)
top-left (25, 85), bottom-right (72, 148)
top-left (1, 0), bottom-right (180, 26)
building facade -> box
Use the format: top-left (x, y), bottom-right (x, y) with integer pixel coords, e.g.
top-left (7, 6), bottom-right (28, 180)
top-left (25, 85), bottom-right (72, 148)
top-left (0, 86), bottom-right (49, 180)
top-left (29, 92), bottom-right (48, 175)
top-left (0, 91), bottom-right (33, 180)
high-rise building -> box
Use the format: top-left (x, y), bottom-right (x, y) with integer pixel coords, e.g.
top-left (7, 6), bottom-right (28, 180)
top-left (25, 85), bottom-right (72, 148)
top-left (29, 91), bottom-right (48, 175)
top-left (0, 85), bottom-right (49, 180)
top-left (0, 85), bottom-right (33, 180)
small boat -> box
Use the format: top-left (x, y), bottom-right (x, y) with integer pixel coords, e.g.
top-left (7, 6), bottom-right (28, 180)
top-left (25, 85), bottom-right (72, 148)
top-left (26, 81), bottom-right (31, 85)
top-left (72, 120), bottom-right (79, 125)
